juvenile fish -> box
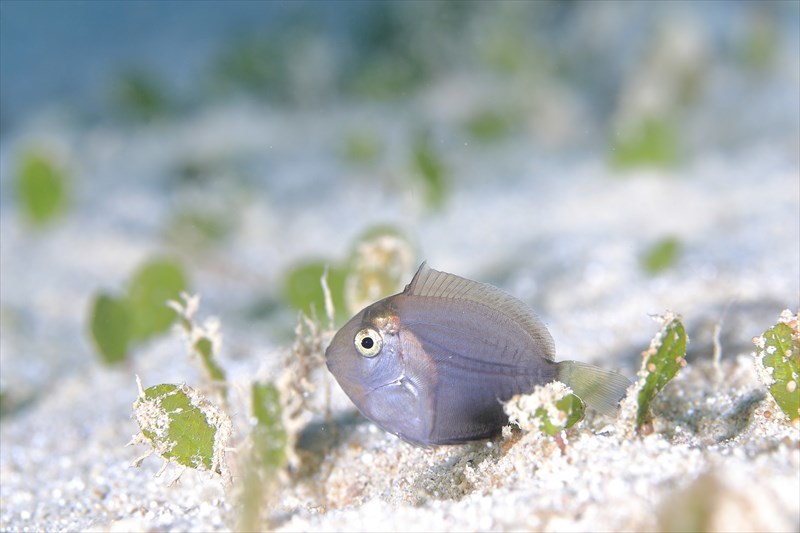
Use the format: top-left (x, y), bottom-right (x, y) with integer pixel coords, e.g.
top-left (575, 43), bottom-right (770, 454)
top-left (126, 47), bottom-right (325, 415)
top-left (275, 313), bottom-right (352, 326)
top-left (325, 262), bottom-right (630, 445)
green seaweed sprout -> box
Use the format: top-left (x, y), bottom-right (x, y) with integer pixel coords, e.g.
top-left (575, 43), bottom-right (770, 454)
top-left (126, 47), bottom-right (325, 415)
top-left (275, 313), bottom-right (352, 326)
top-left (640, 237), bottom-right (683, 275)
top-left (129, 291), bottom-right (298, 499)
top-left (342, 131), bottom-right (382, 166)
top-left (251, 382), bottom-right (288, 469)
top-left (740, 10), bottom-right (778, 72)
top-left (195, 337), bottom-right (226, 382)
top-left (283, 226), bottom-right (415, 327)
top-left (151, 295), bottom-right (239, 492)
top-left (0, 391), bottom-right (7, 419)
top-left (14, 148), bottom-right (69, 226)
top-left (168, 293), bottom-right (227, 398)
top-left (127, 260), bottom-right (189, 341)
top-left (635, 312), bottom-right (688, 429)
top-left (411, 132), bottom-right (449, 210)
top-left (207, 33), bottom-right (294, 102)
top-left (464, 109), bottom-right (517, 143)
top-left (611, 116), bottom-right (680, 170)
top-left (165, 208), bottom-right (235, 250)
top-left (128, 286), bottom-right (321, 516)
top-left (90, 294), bottom-right (131, 364)
top-left (536, 394), bottom-right (586, 436)
top-left (237, 381), bottom-right (295, 530)
top-left (505, 382), bottom-right (586, 437)
top-left (477, 3), bottom-right (550, 76)
top-left (345, 3), bottom-right (432, 100)
top-left (284, 261), bottom-right (349, 326)
top-left (89, 257), bottom-right (189, 364)
top-left (130, 379), bottom-right (232, 483)
top-left (113, 69), bottom-right (170, 121)
top-left (753, 310), bottom-right (799, 424)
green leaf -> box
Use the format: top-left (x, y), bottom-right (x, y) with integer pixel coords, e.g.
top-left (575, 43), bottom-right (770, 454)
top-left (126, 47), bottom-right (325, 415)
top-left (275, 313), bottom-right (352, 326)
top-left (504, 383), bottom-right (586, 436)
top-left (283, 260), bottom-right (347, 324)
top-left (165, 208), bottom-right (233, 249)
top-left (411, 132), bottom-right (448, 210)
top-left (135, 384), bottom-right (219, 471)
top-left (342, 132), bottom-right (381, 165)
top-left (636, 315), bottom-right (687, 428)
top-left (641, 237), bottom-right (682, 274)
top-left (127, 259), bottom-right (189, 342)
top-left (251, 382), bottom-right (287, 469)
top-left (754, 311), bottom-right (799, 422)
top-left (741, 16), bottom-right (777, 71)
top-left (464, 109), bottom-right (515, 142)
top-left (89, 293), bottom-right (131, 364)
top-left (14, 149), bottom-right (68, 226)
top-left (114, 70), bottom-right (168, 120)
top-left (194, 337), bottom-right (226, 382)
top-left (349, 55), bottom-right (428, 100)
top-left (209, 36), bottom-right (285, 100)
top-left (557, 394), bottom-right (586, 429)
top-left (234, 382), bottom-right (288, 530)
top-left (534, 393), bottom-right (586, 436)
top-left (612, 117), bottom-right (680, 170)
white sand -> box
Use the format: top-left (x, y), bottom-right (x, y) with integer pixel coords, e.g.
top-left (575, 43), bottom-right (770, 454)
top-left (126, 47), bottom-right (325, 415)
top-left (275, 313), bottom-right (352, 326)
top-left (2, 113), bottom-right (797, 529)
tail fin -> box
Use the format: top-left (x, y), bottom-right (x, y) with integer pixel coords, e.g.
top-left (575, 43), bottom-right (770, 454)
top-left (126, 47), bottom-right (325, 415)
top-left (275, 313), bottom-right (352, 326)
top-left (556, 361), bottom-right (631, 416)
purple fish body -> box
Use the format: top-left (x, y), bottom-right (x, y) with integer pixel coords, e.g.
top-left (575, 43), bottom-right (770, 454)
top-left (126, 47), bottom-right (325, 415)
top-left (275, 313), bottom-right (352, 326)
top-left (325, 263), bottom-right (629, 445)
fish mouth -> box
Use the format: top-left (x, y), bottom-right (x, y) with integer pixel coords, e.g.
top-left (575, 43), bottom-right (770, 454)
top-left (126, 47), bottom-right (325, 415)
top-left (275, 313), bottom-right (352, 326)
top-left (364, 381), bottom-right (396, 396)
top-left (364, 375), bottom-right (416, 398)
top-left (323, 347), bottom-right (342, 373)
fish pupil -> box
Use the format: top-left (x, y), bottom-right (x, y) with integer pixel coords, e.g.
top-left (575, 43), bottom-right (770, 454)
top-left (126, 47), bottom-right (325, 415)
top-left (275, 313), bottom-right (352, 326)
top-left (361, 337), bottom-right (374, 349)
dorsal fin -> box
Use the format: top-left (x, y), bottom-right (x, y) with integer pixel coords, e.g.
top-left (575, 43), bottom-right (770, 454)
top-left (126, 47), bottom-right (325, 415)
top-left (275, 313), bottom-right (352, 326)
top-left (404, 262), bottom-right (556, 360)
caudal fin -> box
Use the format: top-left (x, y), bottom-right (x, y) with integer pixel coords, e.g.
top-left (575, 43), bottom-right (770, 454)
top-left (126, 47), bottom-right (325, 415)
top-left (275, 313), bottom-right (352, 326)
top-left (556, 361), bottom-right (631, 416)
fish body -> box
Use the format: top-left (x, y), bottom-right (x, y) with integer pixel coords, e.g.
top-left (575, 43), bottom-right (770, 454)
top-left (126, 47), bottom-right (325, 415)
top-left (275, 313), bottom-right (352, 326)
top-left (325, 263), bottom-right (630, 445)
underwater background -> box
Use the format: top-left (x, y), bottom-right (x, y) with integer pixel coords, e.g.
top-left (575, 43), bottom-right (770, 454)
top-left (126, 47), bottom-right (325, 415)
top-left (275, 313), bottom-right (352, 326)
top-left (1, 1), bottom-right (798, 531)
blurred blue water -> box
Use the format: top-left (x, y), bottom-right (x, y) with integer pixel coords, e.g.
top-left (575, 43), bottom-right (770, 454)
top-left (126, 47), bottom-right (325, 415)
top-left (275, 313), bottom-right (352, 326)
top-left (1, 0), bottom-right (798, 138)
top-left (0, 0), bottom-right (354, 128)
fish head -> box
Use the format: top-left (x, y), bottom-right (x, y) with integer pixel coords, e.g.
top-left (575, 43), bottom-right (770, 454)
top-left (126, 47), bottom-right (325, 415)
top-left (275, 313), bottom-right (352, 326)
top-left (325, 296), bottom-right (406, 404)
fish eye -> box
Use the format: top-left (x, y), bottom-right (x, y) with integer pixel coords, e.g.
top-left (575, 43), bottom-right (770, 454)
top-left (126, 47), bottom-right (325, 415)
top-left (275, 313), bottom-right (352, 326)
top-left (354, 328), bottom-right (383, 358)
